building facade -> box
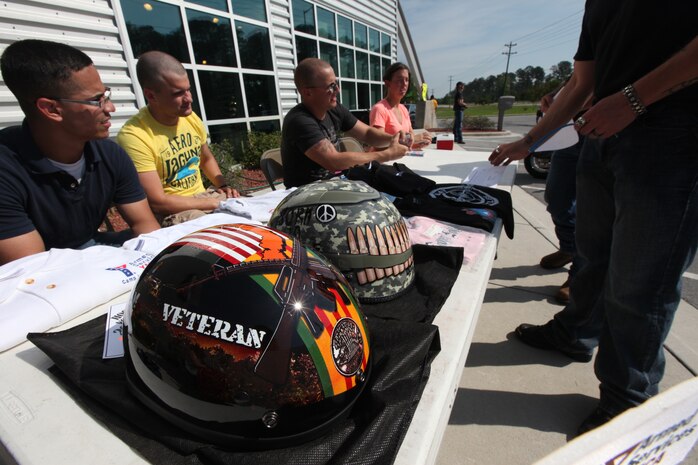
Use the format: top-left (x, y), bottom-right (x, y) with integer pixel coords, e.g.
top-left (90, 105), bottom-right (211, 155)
top-left (0, 0), bottom-right (405, 148)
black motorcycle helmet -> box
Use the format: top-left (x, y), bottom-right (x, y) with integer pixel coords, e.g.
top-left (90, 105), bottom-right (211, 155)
top-left (124, 223), bottom-right (371, 449)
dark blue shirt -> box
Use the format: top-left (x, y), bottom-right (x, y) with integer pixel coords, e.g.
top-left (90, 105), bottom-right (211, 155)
top-left (0, 122), bottom-right (146, 249)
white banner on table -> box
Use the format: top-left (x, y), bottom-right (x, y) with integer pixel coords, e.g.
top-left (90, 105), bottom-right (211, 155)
top-left (535, 376), bottom-right (698, 465)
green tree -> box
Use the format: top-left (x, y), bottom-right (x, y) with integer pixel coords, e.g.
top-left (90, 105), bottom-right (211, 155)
top-left (455, 61), bottom-right (572, 104)
top-left (549, 60), bottom-right (573, 81)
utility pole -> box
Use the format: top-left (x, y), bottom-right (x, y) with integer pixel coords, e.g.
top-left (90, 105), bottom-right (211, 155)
top-left (448, 75), bottom-right (453, 94)
top-left (501, 42), bottom-right (517, 95)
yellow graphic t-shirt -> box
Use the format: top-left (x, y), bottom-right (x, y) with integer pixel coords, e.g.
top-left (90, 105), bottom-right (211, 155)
top-left (117, 107), bottom-right (207, 196)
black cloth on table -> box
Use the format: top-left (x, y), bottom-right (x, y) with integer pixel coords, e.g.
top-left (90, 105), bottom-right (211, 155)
top-left (27, 244), bottom-right (461, 465)
top-left (394, 184), bottom-right (514, 239)
top-left (345, 162), bottom-right (436, 196)
top-left (345, 164), bottom-right (514, 239)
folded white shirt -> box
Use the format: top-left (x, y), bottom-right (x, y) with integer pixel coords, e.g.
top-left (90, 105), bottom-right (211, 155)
top-left (216, 188), bottom-right (295, 223)
top-left (0, 246), bottom-right (153, 352)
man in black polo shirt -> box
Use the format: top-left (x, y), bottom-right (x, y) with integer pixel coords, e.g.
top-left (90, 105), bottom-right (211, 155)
top-left (489, 3), bottom-right (698, 435)
top-left (0, 40), bottom-right (159, 265)
top-left (281, 58), bottom-right (408, 188)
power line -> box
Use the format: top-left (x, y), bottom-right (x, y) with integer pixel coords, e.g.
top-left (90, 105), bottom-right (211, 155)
top-left (516, 18), bottom-right (582, 49)
top-left (512, 9), bottom-right (584, 43)
top-left (515, 37), bottom-right (580, 59)
top-left (454, 9), bottom-right (584, 83)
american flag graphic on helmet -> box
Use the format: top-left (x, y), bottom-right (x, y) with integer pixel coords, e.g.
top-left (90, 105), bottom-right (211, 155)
top-left (171, 224), bottom-right (265, 264)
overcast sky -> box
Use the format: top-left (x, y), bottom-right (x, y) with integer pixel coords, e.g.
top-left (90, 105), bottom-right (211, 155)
top-left (398, 0), bottom-right (584, 97)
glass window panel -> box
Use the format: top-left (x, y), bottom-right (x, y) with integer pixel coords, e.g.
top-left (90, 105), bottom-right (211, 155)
top-left (292, 0), bottom-right (315, 35)
top-left (236, 21), bottom-right (273, 70)
top-left (382, 58), bottom-right (390, 78)
top-left (381, 33), bottom-right (391, 56)
top-left (371, 84), bottom-right (383, 106)
top-left (339, 47), bottom-right (354, 79)
top-left (320, 43), bottom-right (338, 75)
top-left (232, 0), bottom-right (266, 22)
top-left (340, 81), bottom-right (356, 110)
top-left (337, 15), bottom-right (352, 45)
top-left (251, 120), bottom-right (281, 132)
top-left (186, 10), bottom-right (236, 67)
top-left (317, 7), bottom-right (335, 40)
top-left (120, 0), bottom-right (189, 63)
top-left (188, 0), bottom-right (228, 11)
top-left (243, 74), bottom-right (278, 117)
top-left (355, 51), bottom-right (368, 80)
top-left (198, 71), bottom-right (244, 120)
top-left (295, 36), bottom-right (317, 62)
top-left (370, 54), bottom-right (381, 81)
top-left (357, 83), bottom-right (370, 109)
top-left (369, 28), bottom-right (380, 53)
top-left (354, 23), bottom-right (367, 49)
top-left (185, 70), bottom-right (202, 117)
top-left (208, 123), bottom-right (247, 161)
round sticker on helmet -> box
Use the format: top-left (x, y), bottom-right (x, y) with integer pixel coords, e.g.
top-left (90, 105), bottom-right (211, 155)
top-left (331, 318), bottom-right (364, 376)
top-left (315, 204), bottom-right (336, 223)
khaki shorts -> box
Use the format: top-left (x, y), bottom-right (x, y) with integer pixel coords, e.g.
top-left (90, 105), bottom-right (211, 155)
top-left (160, 189), bottom-right (228, 227)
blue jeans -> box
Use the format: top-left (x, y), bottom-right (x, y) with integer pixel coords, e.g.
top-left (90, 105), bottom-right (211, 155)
top-left (550, 106), bottom-right (698, 414)
top-left (453, 109), bottom-right (464, 142)
top-left (78, 230), bottom-right (134, 249)
top-left (544, 138), bottom-right (584, 276)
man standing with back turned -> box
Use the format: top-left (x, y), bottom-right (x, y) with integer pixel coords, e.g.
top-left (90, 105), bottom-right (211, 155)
top-left (118, 51), bottom-right (238, 226)
top-left (489, 2), bottom-right (698, 435)
top-left (0, 40), bottom-right (159, 265)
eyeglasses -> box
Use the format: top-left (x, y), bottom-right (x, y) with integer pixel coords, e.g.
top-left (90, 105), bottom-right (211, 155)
top-left (307, 81), bottom-right (340, 94)
top-left (54, 88), bottom-right (112, 108)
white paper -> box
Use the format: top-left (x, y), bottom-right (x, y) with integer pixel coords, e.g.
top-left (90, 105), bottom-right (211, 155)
top-left (463, 165), bottom-right (506, 187)
top-left (102, 302), bottom-right (126, 359)
top-left (534, 121), bottom-right (579, 152)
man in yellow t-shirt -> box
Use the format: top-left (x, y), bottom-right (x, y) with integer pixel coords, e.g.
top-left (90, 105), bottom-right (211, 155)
top-left (117, 51), bottom-right (238, 226)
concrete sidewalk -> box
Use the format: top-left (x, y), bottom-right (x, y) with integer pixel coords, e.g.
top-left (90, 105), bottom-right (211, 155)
top-left (434, 183), bottom-right (698, 465)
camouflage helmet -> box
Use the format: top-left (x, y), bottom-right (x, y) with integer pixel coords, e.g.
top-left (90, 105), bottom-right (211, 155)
top-left (269, 179), bottom-right (415, 303)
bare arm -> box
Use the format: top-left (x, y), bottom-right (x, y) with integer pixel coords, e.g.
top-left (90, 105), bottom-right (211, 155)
top-left (305, 132), bottom-right (407, 171)
top-left (199, 143), bottom-right (239, 198)
top-left (490, 60), bottom-right (595, 166)
top-left (0, 231), bottom-right (45, 265)
top-left (347, 119), bottom-right (401, 148)
top-left (371, 116), bottom-right (430, 149)
top-left (412, 130), bottom-right (433, 149)
top-left (578, 35), bottom-right (698, 139)
top-left (540, 92), bottom-right (555, 113)
top-left (137, 170), bottom-right (221, 216)
top-left (115, 198), bottom-right (160, 236)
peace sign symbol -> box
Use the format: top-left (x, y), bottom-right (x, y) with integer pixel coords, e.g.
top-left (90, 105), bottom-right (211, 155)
top-left (315, 204), bottom-right (336, 223)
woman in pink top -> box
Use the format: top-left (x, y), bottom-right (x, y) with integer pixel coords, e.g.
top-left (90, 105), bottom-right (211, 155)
top-left (369, 62), bottom-right (431, 149)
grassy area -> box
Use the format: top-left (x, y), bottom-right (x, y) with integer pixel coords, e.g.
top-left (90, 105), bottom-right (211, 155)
top-left (436, 103), bottom-right (538, 119)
